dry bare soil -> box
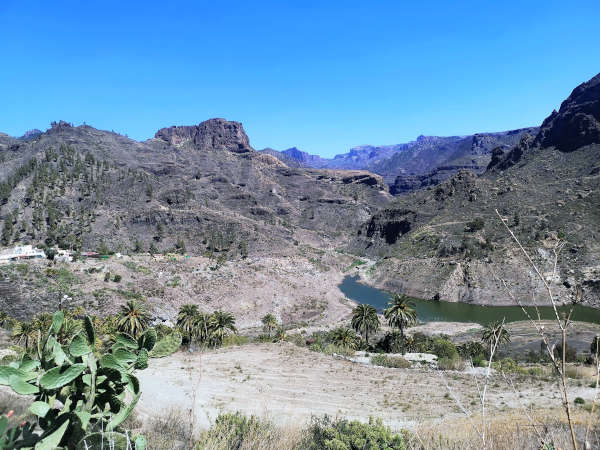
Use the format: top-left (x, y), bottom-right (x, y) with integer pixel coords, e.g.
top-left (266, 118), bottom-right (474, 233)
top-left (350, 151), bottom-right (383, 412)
top-left (136, 342), bottom-right (597, 432)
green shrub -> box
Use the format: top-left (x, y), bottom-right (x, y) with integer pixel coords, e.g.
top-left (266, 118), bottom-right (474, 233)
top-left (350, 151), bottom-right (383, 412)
top-left (492, 358), bottom-right (527, 374)
top-left (457, 341), bottom-right (486, 360)
top-left (465, 218), bottom-right (485, 232)
top-left (113, 274), bottom-right (122, 283)
top-left (371, 354), bottom-right (411, 369)
top-left (222, 334), bottom-right (250, 347)
top-left (574, 397), bottom-right (585, 405)
top-left (472, 357), bottom-right (487, 367)
top-left (526, 366), bottom-right (545, 377)
top-left (309, 343), bottom-right (323, 353)
top-left (302, 415), bottom-right (406, 450)
top-left (150, 331), bottom-right (182, 358)
top-left (104, 271), bottom-right (111, 282)
top-left (433, 338), bottom-right (458, 360)
top-left (376, 331), bottom-right (409, 354)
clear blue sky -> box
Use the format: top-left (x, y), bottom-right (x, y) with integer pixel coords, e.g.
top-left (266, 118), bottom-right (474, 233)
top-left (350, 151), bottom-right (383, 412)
top-left (1, 1), bottom-right (598, 157)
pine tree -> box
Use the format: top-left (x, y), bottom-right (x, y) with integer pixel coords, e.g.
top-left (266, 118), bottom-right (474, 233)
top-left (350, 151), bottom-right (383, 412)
top-left (1, 219), bottom-right (13, 246)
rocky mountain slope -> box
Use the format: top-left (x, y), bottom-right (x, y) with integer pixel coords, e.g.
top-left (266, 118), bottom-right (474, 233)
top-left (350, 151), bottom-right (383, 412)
top-left (263, 128), bottom-right (537, 192)
top-left (0, 119), bottom-right (390, 259)
top-left (352, 73), bottom-right (600, 308)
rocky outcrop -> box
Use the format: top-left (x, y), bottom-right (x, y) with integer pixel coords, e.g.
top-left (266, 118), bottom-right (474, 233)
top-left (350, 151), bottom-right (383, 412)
top-left (362, 208), bottom-right (417, 245)
top-left (486, 133), bottom-right (534, 171)
top-left (485, 147), bottom-right (506, 171)
top-left (155, 118), bottom-right (253, 153)
top-left (341, 173), bottom-right (382, 187)
top-left (47, 120), bottom-right (74, 134)
top-left (535, 73), bottom-right (600, 152)
top-left (390, 165), bottom-right (483, 195)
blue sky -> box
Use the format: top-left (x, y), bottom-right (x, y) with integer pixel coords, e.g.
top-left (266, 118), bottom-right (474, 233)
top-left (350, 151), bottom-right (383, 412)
top-left (0, 1), bottom-right (598, 157)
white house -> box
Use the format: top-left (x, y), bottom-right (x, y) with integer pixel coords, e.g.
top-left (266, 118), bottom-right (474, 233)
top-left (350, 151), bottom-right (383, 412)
top-left (0, 245), bottom-right (47, 262)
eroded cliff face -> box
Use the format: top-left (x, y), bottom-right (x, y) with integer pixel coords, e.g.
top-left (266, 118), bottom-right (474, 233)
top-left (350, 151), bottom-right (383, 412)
top-left (155, 118), bottom-right (253, 153)
top-left (536, 73), bottom-right (600, 152)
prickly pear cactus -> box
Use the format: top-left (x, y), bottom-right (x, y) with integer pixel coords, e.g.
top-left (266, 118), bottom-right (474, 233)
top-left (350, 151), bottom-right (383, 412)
top-left (0, 311), bottom-right (154, 449)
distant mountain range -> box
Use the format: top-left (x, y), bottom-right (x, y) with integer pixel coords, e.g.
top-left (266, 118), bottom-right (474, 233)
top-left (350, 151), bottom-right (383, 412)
top-left (260, 127), bottom-right (539, 193)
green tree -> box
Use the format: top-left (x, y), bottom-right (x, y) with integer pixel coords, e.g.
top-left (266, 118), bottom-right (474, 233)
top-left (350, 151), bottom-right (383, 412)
top-left (133, 238), bottom-right (144, 253)
top-left (351, 304), bottom-right (379, 345)
top-left (193, 312), bottom-right (214, 345)
top-left (12, 321), bottom-right (36, 350)
top-left (175, 238), bottom-right (186, 255)
top-left (330, 327), bottom-right (359, 350)
top-left (261, 313), bottom-right (278, 337)
top-left (154, 222), bottom-right (164, 242)
top-left (117, 299), bottom-right (150, 338)
top-left (384, 294), bottom-right (417, 338)
top-left (149, 242), bottom-right (158, 256)
top-left (481, 320), bottom-right (511, 354)
top-left (591, 335), bottom-right (600, 354)
top-left (97, 239), bottom-right (110, 255)
top-left (177, 304), bottom-right (200, 341)
top-left (1, 218), bottom-right (13, 246)
top-left (211, 311), bottom-right (237, 347)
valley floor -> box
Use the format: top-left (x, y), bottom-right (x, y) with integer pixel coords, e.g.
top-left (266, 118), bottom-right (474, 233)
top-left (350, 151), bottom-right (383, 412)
top-left (136, 342), bottom-right (596, 432)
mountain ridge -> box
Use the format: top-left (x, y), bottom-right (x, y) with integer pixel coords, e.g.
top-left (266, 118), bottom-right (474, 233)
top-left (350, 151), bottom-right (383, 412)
top-left (262, 127), bottom-right (539, 192)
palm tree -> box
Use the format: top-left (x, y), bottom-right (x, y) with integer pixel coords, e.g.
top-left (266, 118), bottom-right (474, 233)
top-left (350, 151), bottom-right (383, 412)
top-left (261, 313), bottom-right (278, 337)
top-left (192, 313), bottom-right (214, 345)
top-left (211, 311), bottom-right (237, 347)
top-left (481, 320), bottom-right (511, 354)
top-left (330, 327), bottom-right (359, 350)
top-left (351, 304), bottom-right (379, 345)
top-left (12, 321), bottom-right (37, 350)
top-left (384, 294), bottom-right (417, 338)
top-left (177, 304), bottom-right (200, 341)
top-left (31, 313), bottom-right (53, 334)
top-left (117, 300), bottom-right (150, 338)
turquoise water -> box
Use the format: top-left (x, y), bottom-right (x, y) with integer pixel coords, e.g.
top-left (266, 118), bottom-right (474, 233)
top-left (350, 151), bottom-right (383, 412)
top-left (339, 275), bottom-right (600, 325)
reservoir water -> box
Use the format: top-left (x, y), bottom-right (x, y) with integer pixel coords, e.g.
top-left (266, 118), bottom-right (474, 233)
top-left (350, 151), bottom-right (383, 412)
top-left (339, 275), bottom-right (600, 325)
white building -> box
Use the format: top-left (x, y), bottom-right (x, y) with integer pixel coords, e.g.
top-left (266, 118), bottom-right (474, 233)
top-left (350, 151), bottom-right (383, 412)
top-left (0, 245), bottom-right (47, 262)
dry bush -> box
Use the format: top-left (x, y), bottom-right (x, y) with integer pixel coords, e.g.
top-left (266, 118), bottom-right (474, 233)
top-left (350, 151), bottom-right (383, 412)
top-left (407, 409), bottom-right (600, 450)
top-left (196, 412), bottom-right (302, 450)
top-left (143, 407), bottom-right (194, 450)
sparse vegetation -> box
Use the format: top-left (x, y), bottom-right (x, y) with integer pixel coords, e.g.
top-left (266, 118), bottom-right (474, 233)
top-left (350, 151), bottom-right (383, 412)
top-left (371, 354), bottom-right (411, 369)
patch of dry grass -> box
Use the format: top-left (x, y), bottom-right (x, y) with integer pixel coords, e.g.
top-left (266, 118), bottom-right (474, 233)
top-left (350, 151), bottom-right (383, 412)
top-left (407, 409), bottom-right (600, 450)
